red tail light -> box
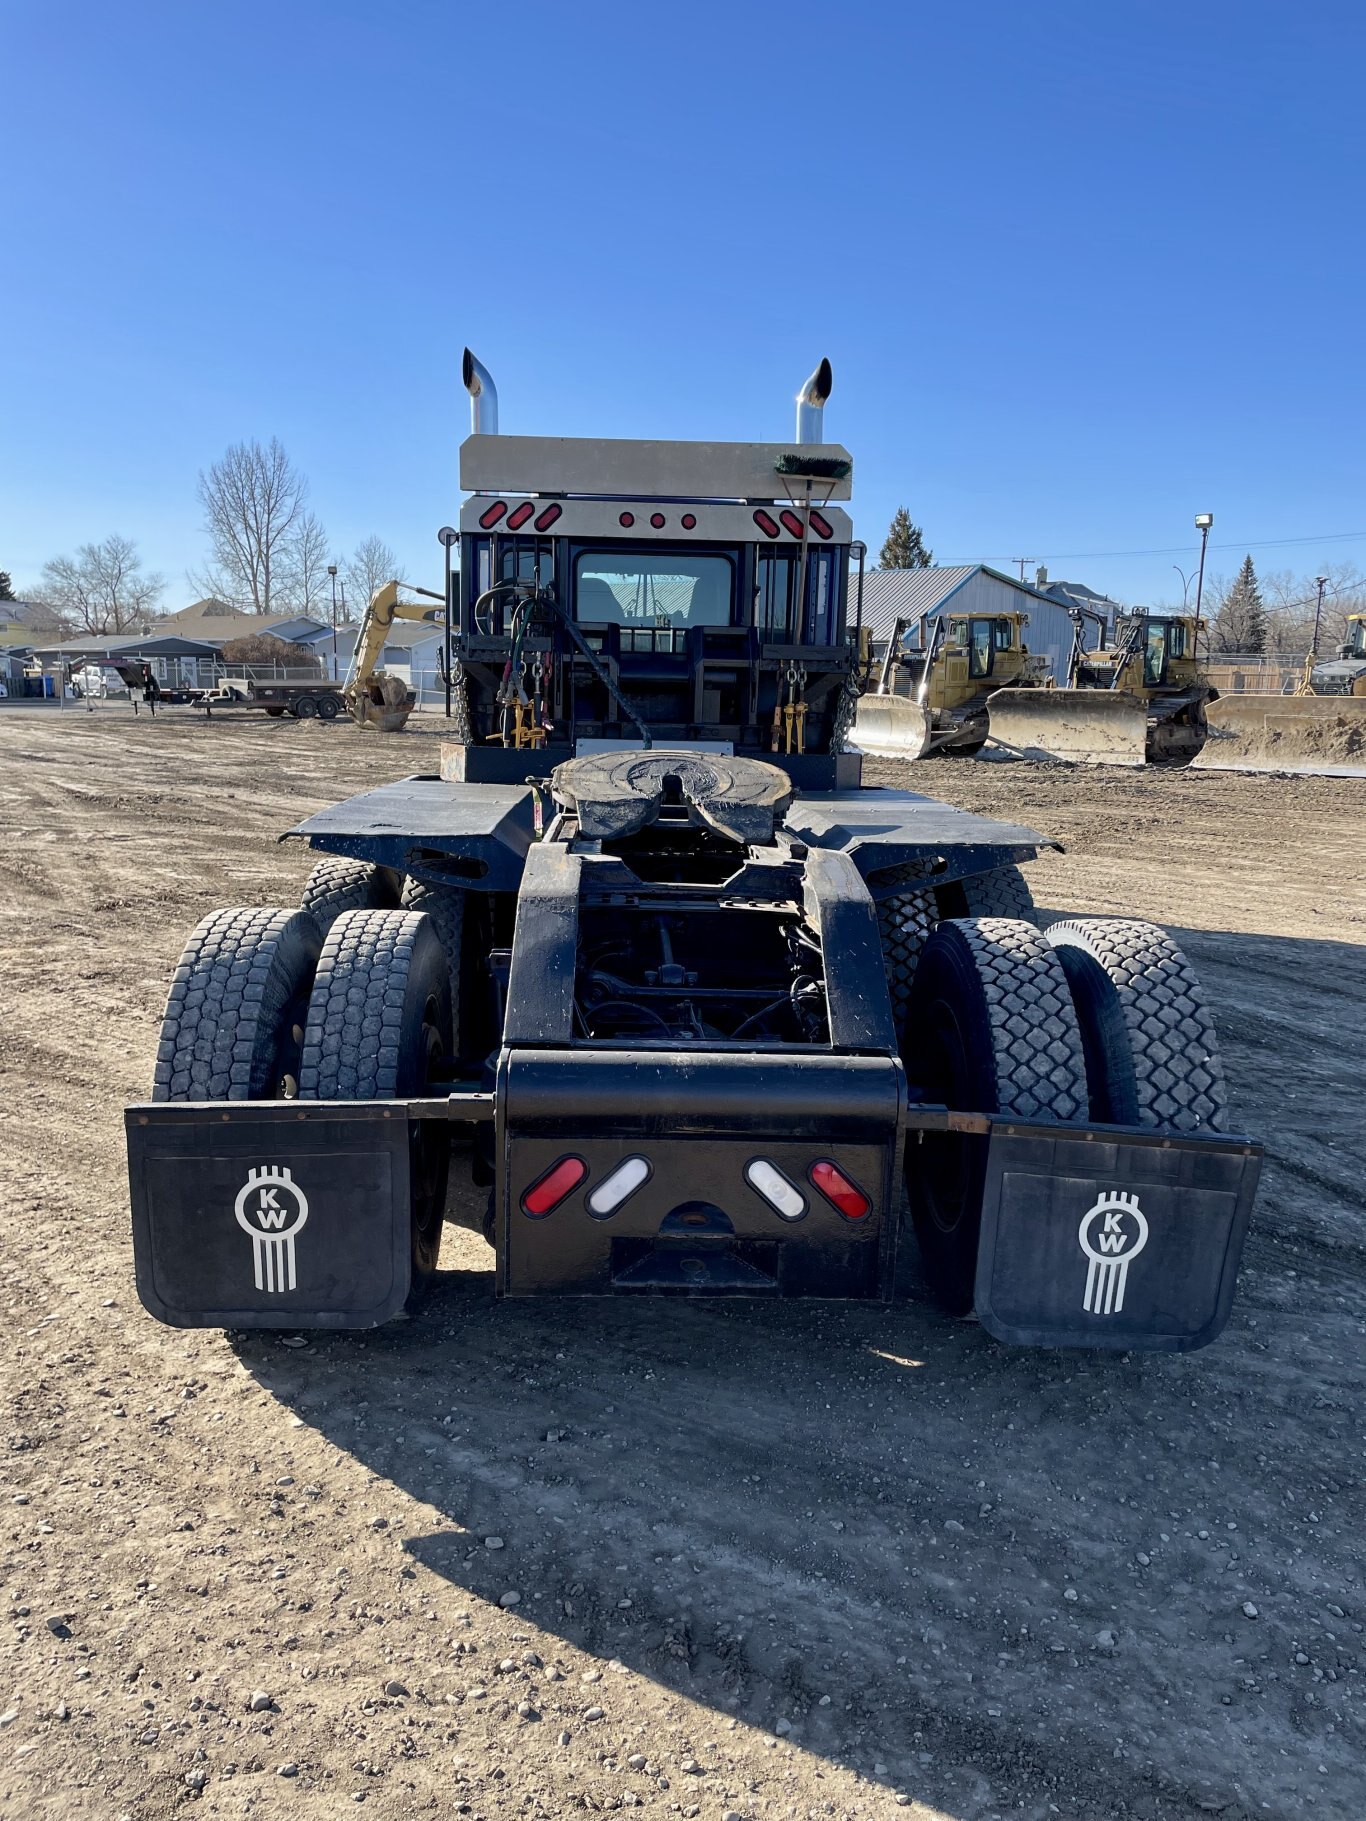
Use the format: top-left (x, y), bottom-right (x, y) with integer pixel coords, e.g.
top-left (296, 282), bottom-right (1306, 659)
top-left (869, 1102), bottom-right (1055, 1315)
top-left (479, 501), bottom-right (507, 529)
top-left (650, 512), bottom-right (666, 529)
top-left (680, 513), bottom-right (697, 530)
top-left (809, 1161), bottom-right (870, 1219)
top-left (619, 511), bottom-right (635, 527)
top-left (534, 503), bottom-right (563, 531)
top-left (753, 510), bottom-right (781, 538)
top-left (809, 510), bottom-right (833, 539)
top-left (521, 1156), bottom-right (587, 1217)
top-left (779, 510), bottom-right (806, 540)
top-left (506, 501), bottom-right (535, 530)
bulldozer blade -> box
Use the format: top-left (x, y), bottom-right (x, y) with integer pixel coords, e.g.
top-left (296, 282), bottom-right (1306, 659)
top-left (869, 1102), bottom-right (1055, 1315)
top-left (985, 688), bottom-right (1149, 767)
top-left (1192, 694), bottom-right (1366, 775)
top-left (849, 695), bottom-right (935, 761)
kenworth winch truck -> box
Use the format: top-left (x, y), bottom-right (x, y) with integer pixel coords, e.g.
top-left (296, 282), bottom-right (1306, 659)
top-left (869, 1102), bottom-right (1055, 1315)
top-left (126, 353), bottom-right (1259, 1350)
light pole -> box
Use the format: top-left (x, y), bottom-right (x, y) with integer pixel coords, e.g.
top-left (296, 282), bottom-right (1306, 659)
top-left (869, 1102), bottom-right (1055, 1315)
top-left (438, 528), bottom-right (458, 719)
top-left (327, 564), bottom-right (339, 679)
top-left (1192, 513), bottom-right (1213, 657)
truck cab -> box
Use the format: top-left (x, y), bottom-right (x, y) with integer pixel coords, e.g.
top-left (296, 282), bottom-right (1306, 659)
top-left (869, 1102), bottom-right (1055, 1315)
top-left (451, 408), bottom-right (860, 787)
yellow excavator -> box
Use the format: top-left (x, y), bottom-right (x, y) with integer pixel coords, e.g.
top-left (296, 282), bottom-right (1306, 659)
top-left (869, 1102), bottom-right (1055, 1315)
top-left (343, 580), bottom-right (443, 732)
top-left (987, 608), bottom-right (1213, 766)
top-left (1192, 612), bottom-right (1366, 773)
top-left (851, 609), bottom-right (1049, 758)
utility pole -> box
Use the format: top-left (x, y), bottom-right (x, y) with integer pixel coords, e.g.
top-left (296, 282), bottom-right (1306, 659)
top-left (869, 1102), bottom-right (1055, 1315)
top-left (1310, 574), bottom-right (1329, 658)
top-left (1011, 557), bottom-right (1035, 583)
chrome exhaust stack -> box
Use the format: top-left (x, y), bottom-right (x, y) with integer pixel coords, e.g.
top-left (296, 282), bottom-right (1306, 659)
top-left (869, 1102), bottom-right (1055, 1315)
top-left (795, 358), bottom-right (833, 444)
top-left (462, 348), bottom-right (499, 435)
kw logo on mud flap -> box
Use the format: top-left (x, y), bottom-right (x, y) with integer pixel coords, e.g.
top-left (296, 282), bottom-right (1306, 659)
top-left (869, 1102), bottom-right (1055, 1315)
top-left (1078, 1190), bottom-right (1149, 1315)
top-left (234, 1166), bottom-right (309, 1294)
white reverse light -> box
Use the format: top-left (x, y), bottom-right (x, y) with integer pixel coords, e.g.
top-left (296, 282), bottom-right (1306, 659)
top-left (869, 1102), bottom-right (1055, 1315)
top-left (586, 1155), bottom-right (651, 1218)
top-left (744, 1159), bottom-right (806, 1222)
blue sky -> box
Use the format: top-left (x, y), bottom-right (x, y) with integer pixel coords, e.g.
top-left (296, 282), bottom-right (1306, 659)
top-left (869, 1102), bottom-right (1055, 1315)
top-left (4, 0), bottom-right (1364, 609)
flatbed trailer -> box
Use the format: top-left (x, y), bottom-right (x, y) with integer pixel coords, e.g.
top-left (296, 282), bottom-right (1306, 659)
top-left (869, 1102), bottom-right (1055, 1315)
top-left (200, 678), bottom-right (346, 720)
top-left (127, 353), bottom-right (1258, 1352)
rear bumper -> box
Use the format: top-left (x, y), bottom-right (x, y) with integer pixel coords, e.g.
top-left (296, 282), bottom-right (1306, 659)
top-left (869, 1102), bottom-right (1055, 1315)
top-left (126, 1054), bottom-right (1260, 1349)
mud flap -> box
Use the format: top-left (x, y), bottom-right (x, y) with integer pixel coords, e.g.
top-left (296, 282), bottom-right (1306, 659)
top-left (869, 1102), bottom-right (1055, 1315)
top-left (126, 1102), bottom-right (413, 1329)
top-left (973, 1122), bottom-right (1260, 1351)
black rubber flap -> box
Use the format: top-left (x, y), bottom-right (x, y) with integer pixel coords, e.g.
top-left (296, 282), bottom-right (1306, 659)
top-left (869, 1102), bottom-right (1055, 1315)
top-left (974, 1122), bottom-right (1260, 1352)
top-left (127, 1103), bottom-right (412, 1329)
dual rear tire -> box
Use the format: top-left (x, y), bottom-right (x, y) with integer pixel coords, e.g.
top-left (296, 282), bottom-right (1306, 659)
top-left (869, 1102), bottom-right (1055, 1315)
top-left (152, 898), bottom-right (458, 1312)
top-left (904, 912), bottom-right (1226, 1312)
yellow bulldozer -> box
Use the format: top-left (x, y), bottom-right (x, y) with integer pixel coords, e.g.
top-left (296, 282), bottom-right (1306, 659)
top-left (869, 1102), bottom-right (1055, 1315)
top-left (986, 608), bottom-right (1214, 766)
top-left (851, 608), bottom-right (1049, 758)
top-left (1192, 612), bottom-right (1366, 773)
top-left (342, 580), bottom-right (445, 732)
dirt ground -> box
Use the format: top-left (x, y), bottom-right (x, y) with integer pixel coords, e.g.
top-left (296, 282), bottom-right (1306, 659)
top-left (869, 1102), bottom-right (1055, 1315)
top-left (1, 702), bottom-right (1362, 1821)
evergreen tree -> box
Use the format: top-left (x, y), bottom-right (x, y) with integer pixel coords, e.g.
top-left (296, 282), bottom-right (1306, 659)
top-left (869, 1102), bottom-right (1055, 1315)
top-left (879, 507), bottom-right (933, 569)
top-left (0, 571), bottom-right (15, 601)
top-left (1211, 555), bottom-right (1267, 654)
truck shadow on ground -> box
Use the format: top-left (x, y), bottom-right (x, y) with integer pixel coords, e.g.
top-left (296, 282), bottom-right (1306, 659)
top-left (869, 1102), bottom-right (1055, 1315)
top-left (234, 921), bottom-right (1366, 1821)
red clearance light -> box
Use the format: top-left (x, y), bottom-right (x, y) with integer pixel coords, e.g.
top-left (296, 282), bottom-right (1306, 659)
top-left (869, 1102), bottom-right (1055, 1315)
top-left (809, 510), bottom-right (834, 540)
top-left (619, 511), bottom-right (635, 527)
top-left (779, 510), bottom-right (806, 540)
top-left (506, 501), bottom-right (535, 530)
top-left (650, 512), bottom-right (666, 529)
top-left (521, 1155), bottom-right (587, 1218)
top-left (809, 1160), bottom-right (870, 1219)
top-left (479, 501), bottom-right (508, 529)
top-left (534, 503), bottom-right (563, 531)
top-left (752, 510), bottom-right (781, 538)
top-left (681, 513), bottom-right (697, 530)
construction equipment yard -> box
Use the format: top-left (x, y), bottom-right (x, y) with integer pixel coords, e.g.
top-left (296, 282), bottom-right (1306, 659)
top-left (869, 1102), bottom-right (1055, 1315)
top-left (1, 707), bottom-right (1362, 1821)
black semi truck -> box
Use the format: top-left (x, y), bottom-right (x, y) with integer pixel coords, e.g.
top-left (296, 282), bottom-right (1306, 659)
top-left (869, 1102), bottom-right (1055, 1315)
top-left (127, 354), bottom-right (1258, 1350)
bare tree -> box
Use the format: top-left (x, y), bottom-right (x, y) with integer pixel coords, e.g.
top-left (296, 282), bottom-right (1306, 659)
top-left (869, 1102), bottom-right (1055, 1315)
top-left (39, 535), bottom-right (165, 635)
top-left (194, 438), bottom-right (308, 614)
top-left (280, 511), bottom-right (334, 616)
top-left (344, 536), bottom-right (406, 617)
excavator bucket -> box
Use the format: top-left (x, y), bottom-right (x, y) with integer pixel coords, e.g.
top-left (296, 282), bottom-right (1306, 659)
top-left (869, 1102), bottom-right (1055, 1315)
top-left (348, 672), bottom-right (417, 734)
top-left (848, 694), bottom-right (934, 761)
top-left (1192, 694), bottom-right (1366, 775)
top-left (985, 688), bottom-right (1149, 767)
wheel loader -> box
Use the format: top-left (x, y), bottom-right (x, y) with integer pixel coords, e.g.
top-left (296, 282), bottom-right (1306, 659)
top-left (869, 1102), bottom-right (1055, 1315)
top-left (125, 352), bottom-right (1259, 1353)
top-left (850, 609), bottom-right (1049, 758)
top-left (1193, 613), bottom-right (1366, 774)
top-left (986, 608), bottom-right (1214, 766)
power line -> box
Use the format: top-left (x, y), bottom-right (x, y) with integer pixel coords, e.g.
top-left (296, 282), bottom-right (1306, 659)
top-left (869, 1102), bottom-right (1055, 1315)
top-left (978, 529), bottom-right (1366, 564)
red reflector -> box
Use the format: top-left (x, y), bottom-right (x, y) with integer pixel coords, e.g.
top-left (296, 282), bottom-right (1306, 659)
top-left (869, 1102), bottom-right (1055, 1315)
top-left (522, 1156), bottom-right (587, 1217)
top-left (650, 512), bottom-right (666, 529)
top-left (681, 512), bottom-right (697, 530)
top-left (809, 1160), bottom-right (870, 1219)
top-left (779, 510), bottom-right (806, 539)
top-left (809, 509), bottom-right (833, 539)
top-left (534, 503), bottom-right (563, 531)
top-left (479, 500), bottom-right (507, 529)
top-left (753, 509), bottom-right (780, 538)
top-left (506, 500), bottom-right (535, 530)
top-left (619, 511), bottom-right (635, 527)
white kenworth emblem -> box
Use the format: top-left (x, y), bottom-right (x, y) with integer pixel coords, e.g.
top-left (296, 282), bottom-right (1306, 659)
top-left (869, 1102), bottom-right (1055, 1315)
top-left (1078, 1190), bottom-right (1149, 1315)
top-left (234, 1166), bottom-right (309, 1294)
